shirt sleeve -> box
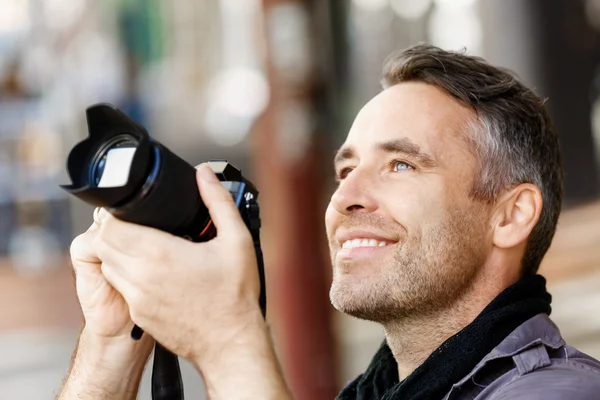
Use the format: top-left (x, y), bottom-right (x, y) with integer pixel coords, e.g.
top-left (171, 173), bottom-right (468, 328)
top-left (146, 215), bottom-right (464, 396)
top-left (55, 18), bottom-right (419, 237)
top-left (490, 363), bottom-right (600, 400)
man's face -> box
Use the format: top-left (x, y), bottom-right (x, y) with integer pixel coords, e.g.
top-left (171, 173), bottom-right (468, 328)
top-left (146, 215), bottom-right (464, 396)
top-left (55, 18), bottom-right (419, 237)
top-left (325, 82), bottom-right (491, 323)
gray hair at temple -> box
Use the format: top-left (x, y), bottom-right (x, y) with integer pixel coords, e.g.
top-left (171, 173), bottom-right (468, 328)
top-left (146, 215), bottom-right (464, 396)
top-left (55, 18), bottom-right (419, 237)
top-left (380, 43), bottom-right (564, 276)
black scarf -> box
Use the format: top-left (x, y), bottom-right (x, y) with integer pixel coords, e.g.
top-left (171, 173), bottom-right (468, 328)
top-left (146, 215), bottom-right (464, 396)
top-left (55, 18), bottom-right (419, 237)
top-left (336, 274), bottom-right (552, 400)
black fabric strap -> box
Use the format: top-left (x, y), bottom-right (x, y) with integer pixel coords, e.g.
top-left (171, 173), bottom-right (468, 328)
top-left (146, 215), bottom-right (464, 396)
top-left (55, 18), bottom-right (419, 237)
top-left (152, 344), bottom-right (184, 400)
top-left (337, 274), bottom-right (552, 400)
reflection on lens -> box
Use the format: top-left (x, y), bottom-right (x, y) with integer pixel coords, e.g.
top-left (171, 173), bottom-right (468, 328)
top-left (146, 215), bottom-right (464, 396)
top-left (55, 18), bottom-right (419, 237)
top-left (90, 134), bottom-right (138, 187)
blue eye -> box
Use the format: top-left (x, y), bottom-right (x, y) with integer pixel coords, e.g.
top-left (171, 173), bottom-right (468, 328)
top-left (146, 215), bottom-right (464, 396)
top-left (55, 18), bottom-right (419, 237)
top-left (392, 160), bottom-right (413, 171)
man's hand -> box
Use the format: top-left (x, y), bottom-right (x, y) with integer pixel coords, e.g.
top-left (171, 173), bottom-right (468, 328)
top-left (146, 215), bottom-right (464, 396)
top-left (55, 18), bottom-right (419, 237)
top-left (57, 210), bottom-right (154, 400)
top-left (71, 208), bottom-right (148, 338)
top-left (93, 165), bottom-right (290, 399)
top-left (94, 165), bottom-right (260, 359)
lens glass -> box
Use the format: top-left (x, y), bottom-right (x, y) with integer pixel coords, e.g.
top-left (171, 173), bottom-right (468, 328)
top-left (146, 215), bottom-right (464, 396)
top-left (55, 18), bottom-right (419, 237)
top-left (90, 135), bottom-right (138, 187)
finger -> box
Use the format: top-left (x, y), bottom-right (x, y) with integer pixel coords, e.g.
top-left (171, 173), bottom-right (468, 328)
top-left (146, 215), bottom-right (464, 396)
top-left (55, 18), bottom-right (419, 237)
top-left (196, 165), bottom-right (247, 236)
top-left (101, 259), bottom-right (162, 329)
top-left (95, 208), bottom-right (178, 260)
top-left (93, 207), bottom-right (102, 225)
top-left (70, 228), bottom-right (100, 267)
top-left (100, 261), bottom-right (141, 310)
top-left (93, 213), bottom-right (182, 297)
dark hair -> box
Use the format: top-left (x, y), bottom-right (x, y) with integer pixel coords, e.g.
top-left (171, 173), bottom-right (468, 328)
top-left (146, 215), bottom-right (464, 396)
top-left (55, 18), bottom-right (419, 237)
top-left (381, 43), bottom-right (564, 275)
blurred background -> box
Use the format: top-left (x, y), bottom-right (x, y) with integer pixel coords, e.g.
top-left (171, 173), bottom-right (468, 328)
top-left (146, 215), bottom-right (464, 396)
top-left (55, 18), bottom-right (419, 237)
top-left (0, 0), bottom-right (599, 398)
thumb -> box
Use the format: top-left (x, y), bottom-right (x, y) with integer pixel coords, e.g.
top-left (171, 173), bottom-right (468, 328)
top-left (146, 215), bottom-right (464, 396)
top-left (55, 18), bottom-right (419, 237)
top-left (196, 164), bottom-right (247, 236)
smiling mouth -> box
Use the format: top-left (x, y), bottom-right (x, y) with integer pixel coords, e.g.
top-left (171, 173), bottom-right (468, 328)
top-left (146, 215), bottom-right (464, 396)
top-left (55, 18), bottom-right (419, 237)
top-left (341, 238), bottom-right (392, 249)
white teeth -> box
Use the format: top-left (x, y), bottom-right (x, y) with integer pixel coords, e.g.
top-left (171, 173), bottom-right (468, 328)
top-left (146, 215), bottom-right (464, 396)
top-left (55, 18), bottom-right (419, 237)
top-left (341, 239), bottom-right (389, 249)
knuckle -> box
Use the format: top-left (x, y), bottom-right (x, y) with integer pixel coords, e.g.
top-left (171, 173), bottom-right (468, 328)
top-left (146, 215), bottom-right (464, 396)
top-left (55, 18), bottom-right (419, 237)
top-left (92, 230), bottom-right (109, 259)
top-left (217, 186), bottom-right (234, 200)
top-left (69, 234), bottom-right (83, 258)
top-left (100, 214), bottom-right (113, 231)
top-left (69, 232), bottom-right (94, 260)
top-left (150, 242), bottom-right (170, 266)
top-left (211, 196), bottom-right (234, 212)
top-left (95, 221), bottom-right (106, 240)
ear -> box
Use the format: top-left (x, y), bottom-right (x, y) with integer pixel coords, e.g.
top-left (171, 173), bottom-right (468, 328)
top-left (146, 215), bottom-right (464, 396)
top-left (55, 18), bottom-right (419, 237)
top-left (491, 184), bottom-right (543, 249)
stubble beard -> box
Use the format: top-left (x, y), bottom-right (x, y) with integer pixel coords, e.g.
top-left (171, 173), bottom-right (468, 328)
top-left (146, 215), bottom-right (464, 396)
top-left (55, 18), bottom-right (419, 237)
top-left (329, 209), bottom-right (487, 324)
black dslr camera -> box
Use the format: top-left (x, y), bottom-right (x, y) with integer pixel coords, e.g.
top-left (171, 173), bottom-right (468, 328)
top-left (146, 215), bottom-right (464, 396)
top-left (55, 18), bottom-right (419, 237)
top-left (61, 103), bottom-right (266, 400)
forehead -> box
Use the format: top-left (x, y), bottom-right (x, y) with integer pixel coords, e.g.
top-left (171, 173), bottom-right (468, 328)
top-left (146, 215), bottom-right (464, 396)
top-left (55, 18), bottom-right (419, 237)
top-left (342, 82), bottom-right (476, 162)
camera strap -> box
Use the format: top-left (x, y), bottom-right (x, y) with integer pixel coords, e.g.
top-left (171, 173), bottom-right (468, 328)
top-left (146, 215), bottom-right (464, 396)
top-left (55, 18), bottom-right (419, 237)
top-left (242, 194), bottom-right (267, 317)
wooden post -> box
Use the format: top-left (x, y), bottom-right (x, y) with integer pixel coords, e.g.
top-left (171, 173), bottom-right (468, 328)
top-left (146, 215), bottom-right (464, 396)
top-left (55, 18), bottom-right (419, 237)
top-left (254, 0), bottom-right (339, 398)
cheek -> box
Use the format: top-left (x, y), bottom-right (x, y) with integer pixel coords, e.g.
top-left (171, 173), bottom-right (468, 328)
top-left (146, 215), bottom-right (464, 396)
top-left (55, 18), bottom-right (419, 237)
top-left (383, 180), bottom-right (451, 233)
top-left (384, 180), bottom-right (439, 211)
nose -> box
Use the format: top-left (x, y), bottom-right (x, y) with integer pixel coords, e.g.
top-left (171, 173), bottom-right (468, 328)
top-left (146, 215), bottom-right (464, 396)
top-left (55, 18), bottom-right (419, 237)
top-left (330, 167), bottom-right (378, 215)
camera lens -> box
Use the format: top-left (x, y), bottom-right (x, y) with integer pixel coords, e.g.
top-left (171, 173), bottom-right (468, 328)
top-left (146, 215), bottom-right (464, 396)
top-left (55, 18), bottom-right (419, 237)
top-left (90, 134), bottom-right (138, 187)
top-left (63, 104), bottom-right (253, 237)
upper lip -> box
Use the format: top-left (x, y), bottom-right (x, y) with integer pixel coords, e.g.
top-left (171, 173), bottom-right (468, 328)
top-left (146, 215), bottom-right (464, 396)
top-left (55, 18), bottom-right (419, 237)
top-left (335, 229), bottom-right (398, 246)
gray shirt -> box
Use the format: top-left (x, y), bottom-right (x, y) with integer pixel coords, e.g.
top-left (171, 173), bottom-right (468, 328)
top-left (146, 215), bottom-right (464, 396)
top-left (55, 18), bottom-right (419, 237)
top-left (442, 313), bottom-right (600, 399)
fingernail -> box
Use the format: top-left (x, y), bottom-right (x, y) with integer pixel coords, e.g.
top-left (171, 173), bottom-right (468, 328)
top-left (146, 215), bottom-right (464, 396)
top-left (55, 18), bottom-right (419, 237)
top-left (97, 207), bottom-right (109, 222)
top-left (93, 207), bottom-right (101, 224)
top-left (197, 165), bottom-right (218, 182)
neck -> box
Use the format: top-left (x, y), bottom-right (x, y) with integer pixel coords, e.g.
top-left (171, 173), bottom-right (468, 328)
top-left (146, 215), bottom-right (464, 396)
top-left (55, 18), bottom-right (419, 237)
top-left (383, 275), bottom-right (506, 381)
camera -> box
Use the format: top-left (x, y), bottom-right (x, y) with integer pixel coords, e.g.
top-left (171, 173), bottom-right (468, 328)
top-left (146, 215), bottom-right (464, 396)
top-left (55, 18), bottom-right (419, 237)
top-left (61, 103), bottom-right (266, 400)
top-left (61, 103), bottom-right (260, 242)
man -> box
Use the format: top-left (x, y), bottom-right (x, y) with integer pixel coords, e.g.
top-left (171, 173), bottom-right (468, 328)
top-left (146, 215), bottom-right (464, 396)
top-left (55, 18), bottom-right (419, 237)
top-left (56, 44), bottom-right (600, 400)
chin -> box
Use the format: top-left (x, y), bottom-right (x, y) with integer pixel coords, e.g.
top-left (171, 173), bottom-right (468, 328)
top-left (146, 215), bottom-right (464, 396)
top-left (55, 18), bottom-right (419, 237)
top-left (329, 276), bottom-right (402, 323)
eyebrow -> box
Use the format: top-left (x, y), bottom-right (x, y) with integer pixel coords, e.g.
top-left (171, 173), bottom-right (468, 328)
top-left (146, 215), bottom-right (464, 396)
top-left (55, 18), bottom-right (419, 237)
top-left (333, 138), bottom-right (438, 169)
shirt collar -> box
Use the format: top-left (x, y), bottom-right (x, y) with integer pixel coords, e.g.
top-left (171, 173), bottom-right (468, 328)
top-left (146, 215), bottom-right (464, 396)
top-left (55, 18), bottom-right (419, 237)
top-left (452, 313), bottom-right (565, 388)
